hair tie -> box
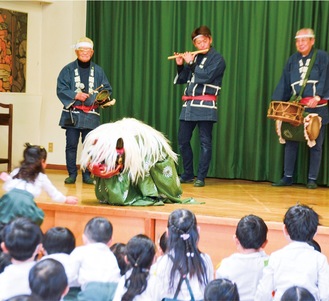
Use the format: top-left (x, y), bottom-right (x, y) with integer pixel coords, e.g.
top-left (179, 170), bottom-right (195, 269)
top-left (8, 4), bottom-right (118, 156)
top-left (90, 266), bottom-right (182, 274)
top-left (180, 233), bottom-right (190, 240)
top-left (186, 252), bottom-right (194, 257)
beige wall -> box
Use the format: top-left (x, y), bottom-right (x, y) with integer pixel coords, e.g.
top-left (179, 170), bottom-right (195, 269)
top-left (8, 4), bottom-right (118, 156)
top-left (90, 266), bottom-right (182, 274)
top-left (0, 0), bottom-right (86, 171)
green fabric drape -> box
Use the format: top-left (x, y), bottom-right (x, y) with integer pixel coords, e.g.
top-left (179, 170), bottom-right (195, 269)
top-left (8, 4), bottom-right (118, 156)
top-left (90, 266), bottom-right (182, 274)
top-left (86, 0), bottom-right (329, 186)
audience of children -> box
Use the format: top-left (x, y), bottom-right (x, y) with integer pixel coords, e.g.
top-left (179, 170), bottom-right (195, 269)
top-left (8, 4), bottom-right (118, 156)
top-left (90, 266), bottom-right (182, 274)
top-left (204, 278), bottom-right (240, 301)
top-left (113, 234), bottom-right (156, 301)
top-left (151, 209), bottom-right (214, 300)
top-left (0, 217), bottom-right (43, 300)
top-left (255, 204), bottom-right (329, 301)
top-left (216, 214), bottom-right (268, 301)
top-left (0, 203), bottom-right (329, 301)
top-left (0, 143), bottom-right (78, 225)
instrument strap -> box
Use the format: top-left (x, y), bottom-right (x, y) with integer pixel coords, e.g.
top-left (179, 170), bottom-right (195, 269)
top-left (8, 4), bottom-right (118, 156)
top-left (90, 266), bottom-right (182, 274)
top-left (290, 49), bottom-right (318, 102)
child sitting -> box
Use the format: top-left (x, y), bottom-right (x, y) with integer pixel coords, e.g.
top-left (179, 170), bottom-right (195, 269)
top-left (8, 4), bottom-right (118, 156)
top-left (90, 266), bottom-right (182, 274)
top-left (0, 217), bottom-right (43, 300)
top-left (113, 234), bottom-right (156, 300)
top-left (40, 226), bottom-right (79, 292)
top-left (216, 214), bottom-right (268, 301)
top-left (255, 204), bottom-right (329, 300)
top-left (29, 258), bottom-right (69, 301)
top-left (69, 217), bottom-right (121, 300)
top-left (0, 143), bottom-right (78, 225)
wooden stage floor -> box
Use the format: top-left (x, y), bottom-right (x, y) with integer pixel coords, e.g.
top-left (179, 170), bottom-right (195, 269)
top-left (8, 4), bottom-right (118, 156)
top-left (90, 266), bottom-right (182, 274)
top-left (33, 170), bottom-right (329, 226)
top-left (2, 169), bottom-right (329, 267)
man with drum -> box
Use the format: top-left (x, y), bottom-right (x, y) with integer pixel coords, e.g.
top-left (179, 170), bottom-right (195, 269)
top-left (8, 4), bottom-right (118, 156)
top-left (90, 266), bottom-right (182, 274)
top-left (57, 37), bottom-right (113, 185)
top-left (173, 25), bottom-right (226, 187)
top-left (272, 28), bottom-right (329, 189)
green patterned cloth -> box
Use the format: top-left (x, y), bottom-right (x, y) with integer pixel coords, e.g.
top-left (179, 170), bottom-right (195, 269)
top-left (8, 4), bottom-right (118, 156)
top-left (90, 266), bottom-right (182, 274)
top-left (0, 188), bottom-right (44, 225)
top-left (94, 157), bottom-right (199, 206)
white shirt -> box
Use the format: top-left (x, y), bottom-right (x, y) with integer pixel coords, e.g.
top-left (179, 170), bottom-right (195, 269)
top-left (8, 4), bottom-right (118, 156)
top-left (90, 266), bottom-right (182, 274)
top-left (0, 261), bottom-right (35, 301)
top-left (40, 253), bottom-right (79, 287)
top-left (3, 168), bottom-right (66, 202)
top-left (69, 243), bottom-right (121, 290)
top-left (113, 268), bottom-right (157, 301)
top-left (216, 250), bottom-right (269, 301)
top-left (150, 252), bottom-right (214, 301)
top-left (255, 241), bottom-right (329, 301)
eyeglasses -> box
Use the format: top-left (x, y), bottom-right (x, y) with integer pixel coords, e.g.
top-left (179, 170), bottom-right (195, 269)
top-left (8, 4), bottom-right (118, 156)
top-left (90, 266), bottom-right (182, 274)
top-left (77, 48), bottom-right (93, 53)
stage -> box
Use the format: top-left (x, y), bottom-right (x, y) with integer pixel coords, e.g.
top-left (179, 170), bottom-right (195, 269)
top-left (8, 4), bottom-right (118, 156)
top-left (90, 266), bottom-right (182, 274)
top-left (2, 169), bottom-right (329, 268)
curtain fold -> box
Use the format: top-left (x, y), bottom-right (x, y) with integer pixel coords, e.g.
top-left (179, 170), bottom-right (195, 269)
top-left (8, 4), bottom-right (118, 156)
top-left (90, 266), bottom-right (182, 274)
top-left (86, 0), bottom-right (329, 186)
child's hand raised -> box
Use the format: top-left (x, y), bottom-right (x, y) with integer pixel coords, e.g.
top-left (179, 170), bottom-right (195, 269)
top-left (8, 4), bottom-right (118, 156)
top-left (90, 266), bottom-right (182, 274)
top-left (65, 196), bottom-right (78, 205)
top-left (0, 172), bottom-right (10, 182)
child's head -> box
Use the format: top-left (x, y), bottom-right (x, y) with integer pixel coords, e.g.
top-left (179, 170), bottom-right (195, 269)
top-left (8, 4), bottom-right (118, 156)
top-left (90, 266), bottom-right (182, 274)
top-left (1, 217), bottom-right (43, 261)
top-left (29, 258), bottom-right (68, 301)
top-left (110, 242), bottom-right (128, 276)
top-left (235, 214), bottom-right (268, 250)
top-left (281, 286), bottom-right (315, 301)
top-left (126, 234), bottom-right (155, 271)
top-left (283, 204), bottom-right (319, 242)
top-left (16, 143), bottom-right (47, 182)
top-left (83, 217), bottom-right (113, 244)
top-left (167, 209), bottom-right (199, 255)
top-left (204, 278), bottom-right (240, 301)
top-left (43, 227), bottom-right (76, 255)
top-left (122, 234), bottom-right (156, 300)
top-left (158, 231), bottom-right (168, 255)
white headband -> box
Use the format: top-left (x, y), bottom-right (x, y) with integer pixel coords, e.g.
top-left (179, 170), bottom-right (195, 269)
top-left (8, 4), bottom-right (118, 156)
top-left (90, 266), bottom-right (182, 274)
top-left (75, 41), bottom-right (93, 50)
top-left (295, 34), bottom-right (315, 39)
top-left (193, 34), bottom-right (205, 41)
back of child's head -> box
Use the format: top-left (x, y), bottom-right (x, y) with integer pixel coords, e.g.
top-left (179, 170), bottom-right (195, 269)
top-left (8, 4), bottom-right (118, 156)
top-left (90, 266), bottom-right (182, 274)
top-left (110, 242), bottom-right (128, 276)
top-left (159, 231), bottom-right (168, 254)
top-left (2, 217), bottom-right (43, 261)
top-left (84, 217), bottom-right (113, 243)
top-left (280, 286), bottom-right (315, 301)
top-left (43, 227), bottom-right (75, 255)
top-left (284, 204), bottom-right (319, 242)
top-left (235, 214), bottom-right (268, 249)
top-left (204, 278), bottom-right (240, 301)
top-left (122, 234), bottom-right (156, 301)
top-left (15, 143), bottom-right (47, 183)
top-left (167, 209), bottom-right (208, 289)
top-left (29, 258), bottom-right (68, 301)
top-left (167, 209), bottom-right (199, 253)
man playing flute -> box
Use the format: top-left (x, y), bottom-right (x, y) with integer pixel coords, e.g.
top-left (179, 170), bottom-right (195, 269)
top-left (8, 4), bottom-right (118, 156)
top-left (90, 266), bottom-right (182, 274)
top-left (173, 25), bottom-right (226, 187)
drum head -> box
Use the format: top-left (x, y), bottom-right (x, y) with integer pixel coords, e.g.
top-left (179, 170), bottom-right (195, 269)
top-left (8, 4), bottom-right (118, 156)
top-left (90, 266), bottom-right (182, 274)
top-left (307, 116), bottom-right (321, 140)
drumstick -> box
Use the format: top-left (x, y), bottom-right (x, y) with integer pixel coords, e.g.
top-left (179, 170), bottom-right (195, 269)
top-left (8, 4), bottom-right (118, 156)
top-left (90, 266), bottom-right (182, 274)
top-left (167, 49), bottom-right (209, 60)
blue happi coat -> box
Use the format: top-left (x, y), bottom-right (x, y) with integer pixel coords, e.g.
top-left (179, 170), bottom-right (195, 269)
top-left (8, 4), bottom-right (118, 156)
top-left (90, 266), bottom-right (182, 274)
top-left (174, 47), bottom-right (226, 122)
top-left (57, 60), bottom-right (112, 130)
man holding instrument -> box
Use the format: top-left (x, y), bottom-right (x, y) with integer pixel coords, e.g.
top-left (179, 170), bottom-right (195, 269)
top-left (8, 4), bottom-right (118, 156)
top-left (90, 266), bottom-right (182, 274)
top-left (173, 25), bottom-right (226, 187)
top-left (57, 37), bottom-right (113, 185)
top-left (272, 28), bottom-right (329, 189)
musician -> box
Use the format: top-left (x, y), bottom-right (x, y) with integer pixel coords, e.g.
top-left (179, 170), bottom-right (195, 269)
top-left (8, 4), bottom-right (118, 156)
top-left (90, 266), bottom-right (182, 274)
top-left (272, 28), bottom-right (329, 189)
top-left (174, 25), bottom-right (226, 187)
top-left (57, 37), bottom-right (112, 185)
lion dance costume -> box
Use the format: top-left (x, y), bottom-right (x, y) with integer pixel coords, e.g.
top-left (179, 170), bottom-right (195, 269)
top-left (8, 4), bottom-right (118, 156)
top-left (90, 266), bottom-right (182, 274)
top-left (80, 118), bottom-right (195, 206)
